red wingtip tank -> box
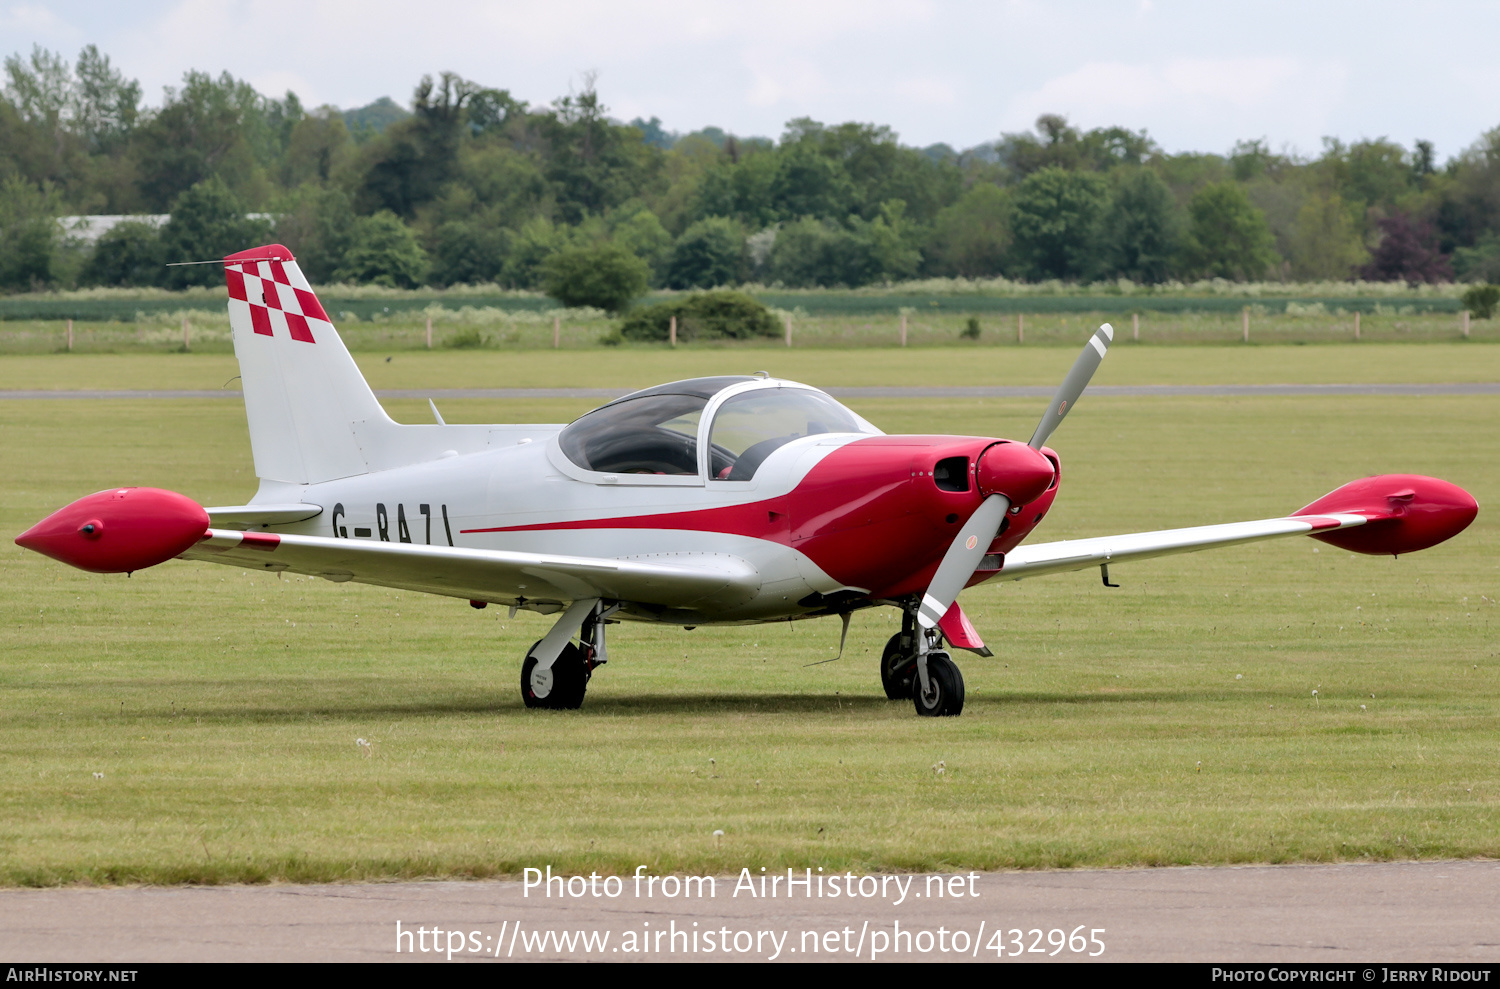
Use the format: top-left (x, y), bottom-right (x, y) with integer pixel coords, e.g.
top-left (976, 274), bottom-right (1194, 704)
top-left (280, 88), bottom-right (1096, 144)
top-left (15, 487), bottom-right (210, 574)
top-left (1293, 474), bottom-right (1478, 557)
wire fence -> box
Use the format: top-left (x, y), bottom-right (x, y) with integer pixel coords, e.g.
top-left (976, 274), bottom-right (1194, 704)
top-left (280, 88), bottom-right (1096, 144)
top-left (0, 307), bottom-right (1488, 355)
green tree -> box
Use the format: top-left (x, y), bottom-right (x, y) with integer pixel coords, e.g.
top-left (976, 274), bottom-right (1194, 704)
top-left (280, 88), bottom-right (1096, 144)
top-left (333, 211), bottom-right (427, 287)
top-left (130, 71), bottom-right (276, 210)
top-left (534, 79), bottom-right (661, 225)
top-left (158, 176), bottom-right (272, 288)
top-left (81, 219), bottom-right (163, 286)
top-left (619, 290), bottom-right (778, 341)
top-left (665, 217), bottom-right (744, 288)
top-left (282, 107), bottom-right (353, 188)
top-left (1100, 168), bottom-right (1179, 283)
top-left (610, 205), bottom-right (673, 282)
top-left (540, 242), bottom-right (649, 312)
top-left (358, 73), bottom-right (475, 217)
top-left (1288, 191), bottom-right (1367, 280)
top-left (427, 219), bottom-right (509, 286)
top-left (921, 183), bottom-right (1011, 277)
top-left (1180, 181), bottom-right (1279, 280)
top-left (1008, 166), bottom-right (1109, 280)
top-left (272, 183), bottom-right (357, 283)
top-left (0, 175), bottom-right (63, 290)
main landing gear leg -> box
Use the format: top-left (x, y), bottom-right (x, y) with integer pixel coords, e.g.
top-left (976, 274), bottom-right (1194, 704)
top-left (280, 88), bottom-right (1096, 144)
top-left (521, 597), bottom-right (606, 710)
top-left (883, 598), bottom-right (965, 717)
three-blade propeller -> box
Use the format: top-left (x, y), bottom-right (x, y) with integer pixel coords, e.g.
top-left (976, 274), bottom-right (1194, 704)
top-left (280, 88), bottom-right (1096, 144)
top-left (917, 323), bottom-right (1114, 630)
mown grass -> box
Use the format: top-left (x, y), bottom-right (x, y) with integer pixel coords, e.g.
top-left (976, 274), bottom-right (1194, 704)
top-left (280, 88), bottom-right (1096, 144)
top-left (2, 341), bottom-right (1500, 393)
top-left (0, 348), bottom-right (1495, 885)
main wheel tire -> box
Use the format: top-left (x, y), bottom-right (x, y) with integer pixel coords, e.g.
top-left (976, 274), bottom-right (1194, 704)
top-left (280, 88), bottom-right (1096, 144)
top-left (521, 640), bottom-right (591, 710)
top-left (912, 651), bottom-right (965, 717)
top-left (880, 632), bottom-right (918, 700)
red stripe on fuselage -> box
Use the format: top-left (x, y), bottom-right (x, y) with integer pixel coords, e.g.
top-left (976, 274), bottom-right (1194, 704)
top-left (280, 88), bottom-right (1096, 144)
top-left (463, 435), bottom-right (1050, 599)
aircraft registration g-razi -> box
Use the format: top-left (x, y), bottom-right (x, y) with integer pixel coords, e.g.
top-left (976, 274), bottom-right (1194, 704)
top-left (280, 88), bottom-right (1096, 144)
top-left (16, 245), bottom-right (1480, 717)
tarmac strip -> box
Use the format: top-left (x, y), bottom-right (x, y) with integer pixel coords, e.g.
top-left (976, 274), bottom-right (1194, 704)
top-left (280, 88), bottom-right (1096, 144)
top-left (1, 383), bottom-right (1499, 400)
top-left (0, 860), bottom-right (1495, 963)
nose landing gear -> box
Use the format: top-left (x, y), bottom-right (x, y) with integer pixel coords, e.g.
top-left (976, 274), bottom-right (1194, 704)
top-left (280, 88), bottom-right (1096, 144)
top-left (881, 602), bottom-right (966, 716)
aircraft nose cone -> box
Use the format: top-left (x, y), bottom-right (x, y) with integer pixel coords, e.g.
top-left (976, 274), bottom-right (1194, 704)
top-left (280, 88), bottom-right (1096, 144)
top-left (15, 487), bottom-right (209, 573)
top-left (976, 442), bottom-right (1056, 505)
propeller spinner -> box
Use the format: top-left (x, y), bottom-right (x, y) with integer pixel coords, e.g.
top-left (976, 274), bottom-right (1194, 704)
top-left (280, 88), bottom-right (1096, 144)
top-left (917, 323), bottom-right (1114, 629)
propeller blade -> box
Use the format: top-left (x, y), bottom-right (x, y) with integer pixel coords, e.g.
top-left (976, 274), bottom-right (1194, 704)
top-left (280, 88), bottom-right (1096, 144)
top-left (1028, 322), bottom-right (1114, 451)
top-left (917, 493), bottom-right (1010, 629)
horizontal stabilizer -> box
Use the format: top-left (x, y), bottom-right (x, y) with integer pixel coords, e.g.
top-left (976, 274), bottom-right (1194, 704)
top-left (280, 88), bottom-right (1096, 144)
top-left (205, 503), bottom-right (323, 529)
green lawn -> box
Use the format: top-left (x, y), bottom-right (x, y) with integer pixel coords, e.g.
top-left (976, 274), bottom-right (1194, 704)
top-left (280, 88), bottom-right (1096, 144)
top-left (1, 340), bottom-right (1498, 393)
top-left (0, 346), bottom-right (1494, 884)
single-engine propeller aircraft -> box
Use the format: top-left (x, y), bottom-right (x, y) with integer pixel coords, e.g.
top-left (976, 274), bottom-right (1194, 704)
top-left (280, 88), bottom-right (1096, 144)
top-left (17, 245), bottom-right (1479, 716)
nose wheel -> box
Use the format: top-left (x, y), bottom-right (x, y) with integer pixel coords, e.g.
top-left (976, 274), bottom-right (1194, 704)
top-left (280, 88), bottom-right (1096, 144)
top-left (912, 651), bottom-right (964, 717)
top-left (881, 605), bottom-right (966, 716)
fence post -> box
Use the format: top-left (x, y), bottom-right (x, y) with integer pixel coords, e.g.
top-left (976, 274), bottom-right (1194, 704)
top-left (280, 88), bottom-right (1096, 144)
top-left (1354, 310), bottom-right (1361, 341)
top-left (66, 318), bottom-right (73, 352)
top-left (1242, 306), bottom-right (1249, 343)
top-left (182, 317), bottom-right (190, 352)
top-left (784, 314), bottom-right (792, 348)
top-left (1132, 312), bottom-right (1139, 342)
top-left (899, 312), bottom-right (907, 347)
top-left (669, 314), bottom-right (677, 347)
top-left (1463, 309), bottom-right (1471, 339)
top-left (553, 313), bottom-right (560, 349)
top-left (1017, 314), bottom-right (1024, 344)
top-left (426, 316), bottom-right (433, 349)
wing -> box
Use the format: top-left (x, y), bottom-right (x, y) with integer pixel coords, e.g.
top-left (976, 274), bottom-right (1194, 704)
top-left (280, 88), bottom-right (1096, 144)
top-left (179, 528), bottom-right (760, 612)
top-left (990, 473), bottom-right (1478, 583)
top-left (992, 512), bottom-right (1372, 582)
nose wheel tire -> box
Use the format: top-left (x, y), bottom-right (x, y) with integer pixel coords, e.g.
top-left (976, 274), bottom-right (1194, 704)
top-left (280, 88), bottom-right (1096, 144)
top-left (880, 632), bottom-right (918, 700)
top-left (521, 640), bottom-right (591, 710)
top-left (913, 651), bottom-right (964, 717)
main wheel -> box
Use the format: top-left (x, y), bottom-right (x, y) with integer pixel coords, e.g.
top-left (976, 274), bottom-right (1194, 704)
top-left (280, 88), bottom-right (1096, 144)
top-left (880, 632), bottom-right (918, 700)
top-left (912, 651), bottom-right (964, 717)
top-left (521, 641), bottom-right (591, 710)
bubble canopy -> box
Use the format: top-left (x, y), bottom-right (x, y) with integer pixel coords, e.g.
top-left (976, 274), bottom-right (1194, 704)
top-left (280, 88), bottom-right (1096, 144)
top-left (557, 376), bottom-right (875, 481)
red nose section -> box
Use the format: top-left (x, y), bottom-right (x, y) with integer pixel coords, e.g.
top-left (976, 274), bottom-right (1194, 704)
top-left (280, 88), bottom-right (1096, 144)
top-left (15, 487), bottom-right (210, 573)
top-left (1294, 474), bottom-right (1477, 556)
top-left (975, 442), bottom-right (1056, 505)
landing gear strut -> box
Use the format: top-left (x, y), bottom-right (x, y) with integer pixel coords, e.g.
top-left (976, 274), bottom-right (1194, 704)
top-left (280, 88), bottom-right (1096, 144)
top-left (881, 599), bottom-right (965, 716)
top-left (520, 598), bottom-right (616, 710)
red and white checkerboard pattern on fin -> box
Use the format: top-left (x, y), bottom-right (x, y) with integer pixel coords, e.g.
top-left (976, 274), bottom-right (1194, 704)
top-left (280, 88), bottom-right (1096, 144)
top-left (223, 244), bottom-right (330, 345)
top-left (221, 243), bottom-right (394, 485)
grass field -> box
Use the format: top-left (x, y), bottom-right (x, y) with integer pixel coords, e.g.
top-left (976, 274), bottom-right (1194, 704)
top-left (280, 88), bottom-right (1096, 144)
top-left (0, 345), bottom-right (1495, 885)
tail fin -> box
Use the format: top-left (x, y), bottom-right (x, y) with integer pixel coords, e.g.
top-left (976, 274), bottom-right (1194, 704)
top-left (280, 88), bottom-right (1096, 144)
top-left (225, 244), bottom-right (392, 484)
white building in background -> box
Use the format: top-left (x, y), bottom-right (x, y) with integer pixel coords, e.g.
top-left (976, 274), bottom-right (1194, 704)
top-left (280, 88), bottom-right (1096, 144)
top-left (57, 215), bottom-right (274, 244)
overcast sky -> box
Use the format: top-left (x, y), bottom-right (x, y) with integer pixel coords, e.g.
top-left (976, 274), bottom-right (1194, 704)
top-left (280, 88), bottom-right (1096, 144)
top-left (5, 0), bottom-right (1499, 161)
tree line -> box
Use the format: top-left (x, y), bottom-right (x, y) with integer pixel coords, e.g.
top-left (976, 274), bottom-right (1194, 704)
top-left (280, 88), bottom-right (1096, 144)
top-left (3, 44), bottom-right (1500, 296)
